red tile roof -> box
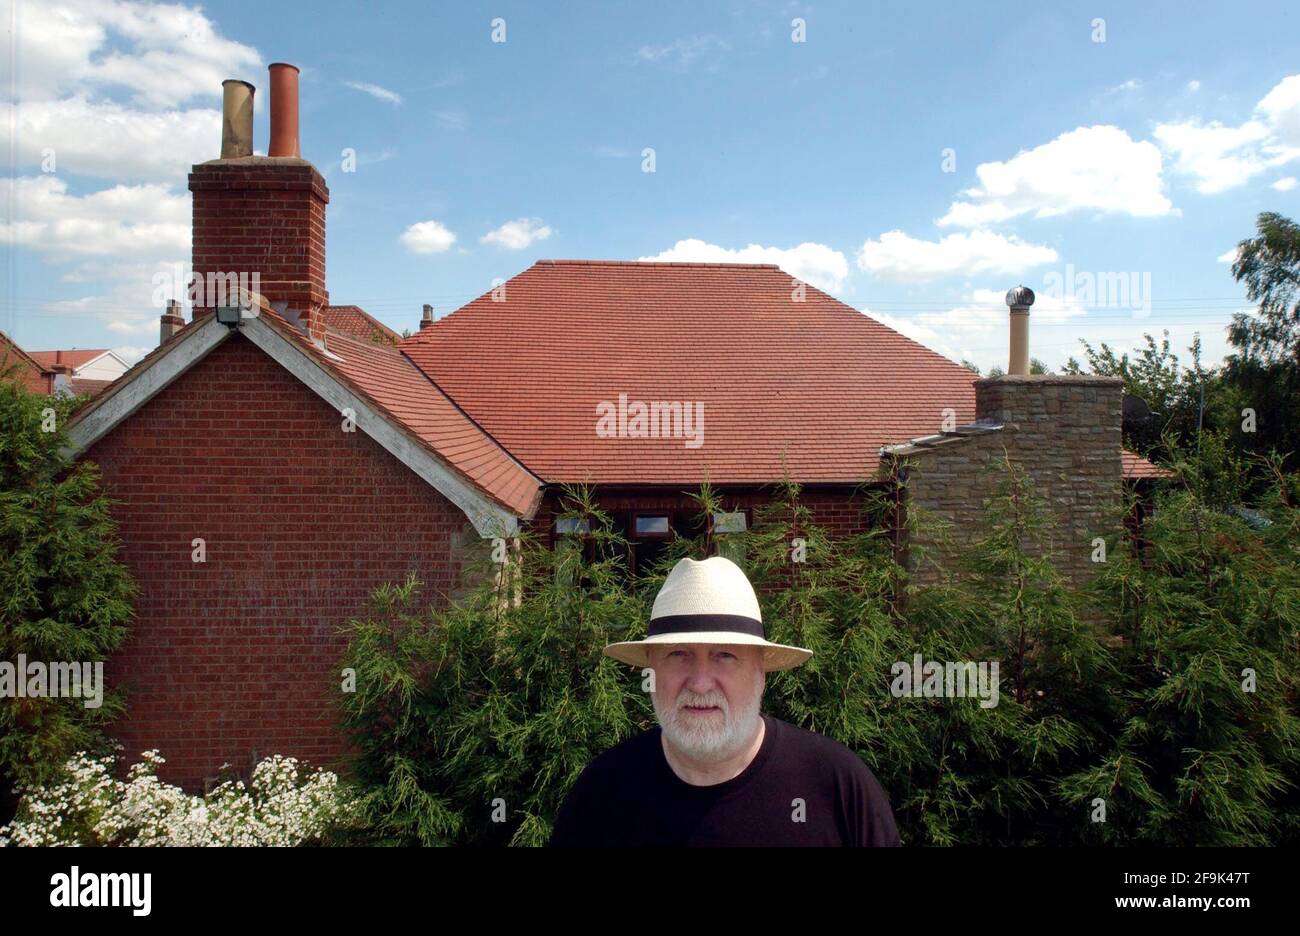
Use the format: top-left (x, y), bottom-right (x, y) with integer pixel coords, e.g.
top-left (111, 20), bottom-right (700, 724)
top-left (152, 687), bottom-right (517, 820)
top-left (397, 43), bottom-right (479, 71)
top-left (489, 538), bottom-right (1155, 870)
top-left (322, 305), bottom-right (402, 344)
top-left (69, 302), bottom-right (541, 519)
top-left (1123, 449), bottom-right (1171, 480)
top-left (401, 260), bottom-right (982, 485)
top-left (30, 349), bottom-right (110, 369)
top-left (69, 378), bottom-right (114, 397)
top-left (317, 326), bottom-right (541, 517)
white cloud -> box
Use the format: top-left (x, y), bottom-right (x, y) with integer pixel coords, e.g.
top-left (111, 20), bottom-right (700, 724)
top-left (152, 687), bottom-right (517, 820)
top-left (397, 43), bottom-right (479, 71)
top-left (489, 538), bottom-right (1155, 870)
top-left (433, 109), bottom-right (467, 131)
top-left (1155, 73), bottom-right (1300, 193)
top-left (635, 35), bottom-right (731, 72)
top-left (6, 0), bottom-right (261, 108)
top-left (865, 288), bottom-right (1084, 368)
top-left (106, 318), bottom-right (159, 335)
top-left (1218, 247), bottom-right (1240, 264)
top-left (0, 1), bottom-right (262, 354)
top-left (481, 218), bottom-right (553, 250)
top-left (0, 176), bottom-right (190, 259)
top-left (856, 230), bottom-right (1057, 283)
top-left (1188, 80), bottom-right (1201, 92)
top-left (400, 220), bottom-right (457, 254)
top-left (112, 344), bottom-right (152, 364)
top-left (1256, 74), bottom-right (1300, 157)
top-left (2, 97), bottom-right (218, 182)
top-left (35, 258), bottom-right (189, 348)
top-left (344, 81), bottom-right (402, 106)
top-left (639, 239), bottom-right (850, 294)
top-left (865, 288), bottom-right (1237, 374)
top-left (1273, 176), bottom-right (1298, 191)
top-left (1152, 119), bottom-right (1273, 194)
top-left (1107, 79), bottom-right (1141, 95)
top-left (938, 126), bottom-right (1173, 227)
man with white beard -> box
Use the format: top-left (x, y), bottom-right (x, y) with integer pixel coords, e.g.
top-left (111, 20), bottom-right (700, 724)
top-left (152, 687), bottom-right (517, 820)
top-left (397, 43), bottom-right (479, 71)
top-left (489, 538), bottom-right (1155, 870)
top-left (550, 556), bottom-right (900, 846)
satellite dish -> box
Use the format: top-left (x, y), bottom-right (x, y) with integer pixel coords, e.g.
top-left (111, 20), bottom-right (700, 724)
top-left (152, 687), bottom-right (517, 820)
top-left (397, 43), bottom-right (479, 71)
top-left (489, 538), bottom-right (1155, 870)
top-left (1122, 394), bottom-right (1153, 423)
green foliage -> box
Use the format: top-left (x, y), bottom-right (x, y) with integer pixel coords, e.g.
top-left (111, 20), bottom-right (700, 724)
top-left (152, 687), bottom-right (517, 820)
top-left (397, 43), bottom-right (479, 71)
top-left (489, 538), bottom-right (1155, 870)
top-left (1069, 434), bottom-right (1300, 844)
top-left (339, 487), bottom-right (652, 845)
top-left (338, 447), bottom-right (1300, 846)
top-left (1222, 211), bottom-right (1300, 472)
top-left (1064, 331), bottom-right (1211, 462)
top-left (0, 370), bottom-right (136, 796)
top-left (1229, 211), bottom-right (1300, 366)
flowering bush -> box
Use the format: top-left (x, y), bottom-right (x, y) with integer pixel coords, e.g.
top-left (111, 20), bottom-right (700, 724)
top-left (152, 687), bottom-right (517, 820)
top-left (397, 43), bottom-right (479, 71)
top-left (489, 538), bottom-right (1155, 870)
top-left (0, 750), bottom-right (359, 846)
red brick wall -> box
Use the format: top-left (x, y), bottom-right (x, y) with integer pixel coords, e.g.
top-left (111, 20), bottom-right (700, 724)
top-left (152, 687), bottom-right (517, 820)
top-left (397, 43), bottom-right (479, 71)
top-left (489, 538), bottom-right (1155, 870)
top-left (85, 334), bottom-right (469, 788)
top-left (529, 487), bottom-right (879, 533)
top-left (526, 485), bottom-right (884, 574)
top-left (188, 160), bottom-right (329, 334)
top-left (1, 334), bottom-right (51, 395)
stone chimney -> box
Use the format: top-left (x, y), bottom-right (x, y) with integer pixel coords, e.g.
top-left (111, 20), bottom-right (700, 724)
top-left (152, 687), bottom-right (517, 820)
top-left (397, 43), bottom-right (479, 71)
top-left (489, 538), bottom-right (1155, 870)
top-left (883, 284), bottom-right (1126, 591)
top-left (420, 304), bottom-right (435, 330)
top-left (188, 63), bottom-right (329, 342)
top-left (971, 373), bottom-right (1124, 585)
top-left (160, 299), bottom-right (185, 344)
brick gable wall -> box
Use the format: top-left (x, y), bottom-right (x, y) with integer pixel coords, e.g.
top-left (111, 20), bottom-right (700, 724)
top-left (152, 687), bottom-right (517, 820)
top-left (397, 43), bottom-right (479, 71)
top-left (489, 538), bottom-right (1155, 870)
top-left (85, 335), bottom-right (472, 787)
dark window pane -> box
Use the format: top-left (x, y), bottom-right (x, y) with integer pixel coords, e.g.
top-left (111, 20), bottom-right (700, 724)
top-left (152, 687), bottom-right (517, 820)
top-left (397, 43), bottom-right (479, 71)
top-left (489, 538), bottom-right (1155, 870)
top-left (635, 515), bottom-right (670, 535)
top-left (555, 516), bottom-right (590, 534)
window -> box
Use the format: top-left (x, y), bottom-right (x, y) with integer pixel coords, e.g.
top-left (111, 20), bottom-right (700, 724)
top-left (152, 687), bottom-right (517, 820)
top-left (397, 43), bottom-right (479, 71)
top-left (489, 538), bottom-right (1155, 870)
top-left (711, 510), bottom-right (748, 563)
top-left (712, 511), bottom-right (747, 534)
top-left (631, 513), bottom-right (672, 576)
top-left (634, 515), bottom-right (671, 536)
top-left (555, 516), bottom-right (591, 535)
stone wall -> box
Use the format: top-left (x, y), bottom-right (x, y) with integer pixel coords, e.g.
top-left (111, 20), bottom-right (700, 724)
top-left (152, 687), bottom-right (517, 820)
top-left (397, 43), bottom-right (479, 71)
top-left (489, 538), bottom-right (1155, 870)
top-left (887, 375), bottom-right (1124, 588)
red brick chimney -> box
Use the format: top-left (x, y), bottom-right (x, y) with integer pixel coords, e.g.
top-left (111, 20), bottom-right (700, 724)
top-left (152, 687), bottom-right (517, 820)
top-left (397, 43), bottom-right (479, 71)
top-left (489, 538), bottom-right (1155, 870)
top-left (188, 64), bottom-right (329, 342)
top-left (160, 299), bottom-right (185, 344)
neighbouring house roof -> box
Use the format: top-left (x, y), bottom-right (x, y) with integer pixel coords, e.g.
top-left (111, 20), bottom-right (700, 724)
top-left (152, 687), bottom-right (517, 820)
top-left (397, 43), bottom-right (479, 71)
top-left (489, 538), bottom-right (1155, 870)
top-left (321, 305), bottom-right (403, 344)
top-left (2, 332), bottom-right (117, 399)
top-left (401, 260), bottom-right (983, 486)
top-left (65, 300), bottom-right (542, 533)
top-left (1, 330), bottom-right (54, 395)
top-left (30, 348), bottom-right (115, 370)
top-left (1123, 449), bottom-right (1172, 480)
top-left (69, 378), bottom-right (115, 397)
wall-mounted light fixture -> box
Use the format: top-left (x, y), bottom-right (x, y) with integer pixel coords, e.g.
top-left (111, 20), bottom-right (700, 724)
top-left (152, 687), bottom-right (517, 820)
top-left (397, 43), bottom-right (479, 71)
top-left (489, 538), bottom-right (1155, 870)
top-left (215, 306), bottom-right (244, 328)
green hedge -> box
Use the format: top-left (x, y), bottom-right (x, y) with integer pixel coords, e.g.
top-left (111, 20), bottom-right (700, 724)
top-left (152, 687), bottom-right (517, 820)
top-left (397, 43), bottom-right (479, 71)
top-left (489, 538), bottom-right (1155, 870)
top-left (339, 438), bottom-right (1300, 846)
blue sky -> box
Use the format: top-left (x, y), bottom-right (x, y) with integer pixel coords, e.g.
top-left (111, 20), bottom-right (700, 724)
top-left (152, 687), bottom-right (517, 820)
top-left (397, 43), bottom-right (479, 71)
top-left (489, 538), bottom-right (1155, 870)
top-left (3, 0), bottom-right (1299, 372)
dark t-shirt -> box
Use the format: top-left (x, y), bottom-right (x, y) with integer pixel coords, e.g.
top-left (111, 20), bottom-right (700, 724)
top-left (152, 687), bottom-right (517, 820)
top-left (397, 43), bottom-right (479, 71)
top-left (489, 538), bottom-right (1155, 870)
top-left (549, 715), bottom-right (901, 847)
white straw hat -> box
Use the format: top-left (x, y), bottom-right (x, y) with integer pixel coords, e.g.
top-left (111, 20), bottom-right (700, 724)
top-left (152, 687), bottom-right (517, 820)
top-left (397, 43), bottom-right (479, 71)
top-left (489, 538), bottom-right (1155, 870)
top-left (604, 556), bottom-right (813, 673)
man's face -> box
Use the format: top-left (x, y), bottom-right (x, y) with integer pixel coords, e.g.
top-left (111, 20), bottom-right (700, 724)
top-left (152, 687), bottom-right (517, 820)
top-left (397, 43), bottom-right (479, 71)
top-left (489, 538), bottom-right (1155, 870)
top-left (649, 643), bottom-right (765, 762)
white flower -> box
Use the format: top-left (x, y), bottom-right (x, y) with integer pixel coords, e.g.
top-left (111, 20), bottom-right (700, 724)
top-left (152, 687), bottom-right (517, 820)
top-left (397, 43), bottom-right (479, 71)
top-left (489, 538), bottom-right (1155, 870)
top-left (0, 750), bottom-right (357, 847)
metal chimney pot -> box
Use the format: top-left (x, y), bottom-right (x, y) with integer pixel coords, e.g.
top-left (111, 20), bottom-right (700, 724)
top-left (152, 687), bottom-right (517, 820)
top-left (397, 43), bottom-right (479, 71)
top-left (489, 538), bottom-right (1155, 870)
top-left (1005, 285), bottom-right (1035, 376)
top-left (220, 80), bottom-right (255, 159)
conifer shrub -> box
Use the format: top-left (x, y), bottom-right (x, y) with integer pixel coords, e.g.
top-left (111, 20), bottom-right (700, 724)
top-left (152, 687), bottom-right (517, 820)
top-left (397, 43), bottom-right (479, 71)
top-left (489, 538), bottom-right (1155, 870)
top-left (339, 445), bottom-right (1300, 846)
